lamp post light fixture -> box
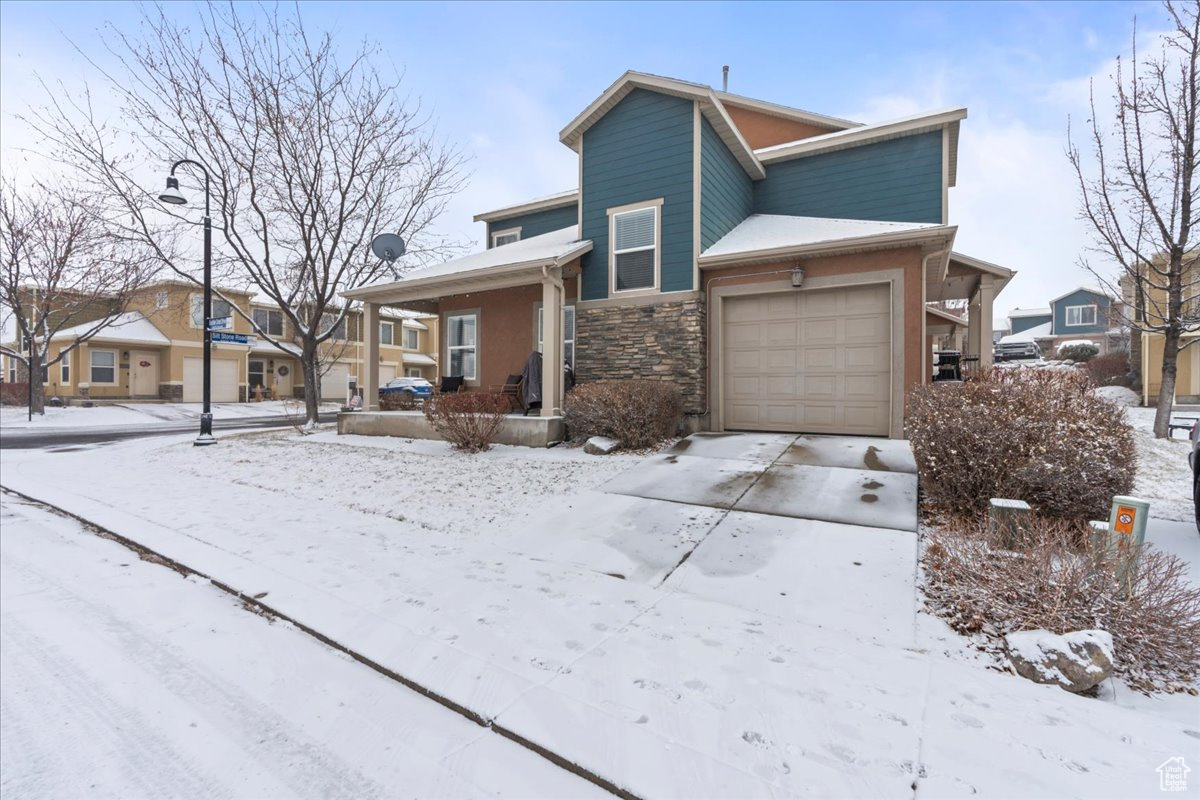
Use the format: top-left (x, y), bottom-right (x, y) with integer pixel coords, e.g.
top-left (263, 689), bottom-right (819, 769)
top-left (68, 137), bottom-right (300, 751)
top-left (159, 159), bottom-right (217, 446)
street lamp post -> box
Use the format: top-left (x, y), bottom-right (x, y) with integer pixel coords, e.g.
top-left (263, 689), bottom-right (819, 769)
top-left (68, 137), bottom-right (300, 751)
top-left (159, 159), bottom-right (216, 446)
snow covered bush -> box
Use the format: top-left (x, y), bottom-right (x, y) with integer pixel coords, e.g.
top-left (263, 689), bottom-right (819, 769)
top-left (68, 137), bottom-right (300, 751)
top-left (565, 380), bottom-right (682, 449)
top-left (1058, 342), bottom-right (1100, 362)
top-left (1087, 352), bottom-right (1132, 387)
top-left (907, 369), bottom-right (1135, 520)
top-left (422, 391), bottom-right (510, 453)
top-left (923, 514), bottom-right (1200, 693)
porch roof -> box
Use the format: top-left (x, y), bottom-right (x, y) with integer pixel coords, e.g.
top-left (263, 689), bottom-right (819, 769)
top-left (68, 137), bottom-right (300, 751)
top-left (342, 226), bottom-right (591, 304)
top-left (403, 353), bottom-right (437, 366)
top-left (50, 311), bottom-right (169, 346)
top-left (697, 213), bottom-right (954, 268)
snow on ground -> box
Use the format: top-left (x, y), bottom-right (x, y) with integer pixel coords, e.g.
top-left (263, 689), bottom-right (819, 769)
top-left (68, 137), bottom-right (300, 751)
top-left (1126, 406), bottom-right (1194, 523)
top-left (2, 430), bottom-right (1197, 798)
top-left (0, 400), bottom-right (338, 429)
top-left (0, 493), bottom-right (603, 800)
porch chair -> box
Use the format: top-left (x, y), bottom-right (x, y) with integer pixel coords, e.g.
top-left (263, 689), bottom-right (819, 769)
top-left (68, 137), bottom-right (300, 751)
top-left (488, 374), bottom-right (525, 413)
top-left (437, 375), bottom-right (465, 394)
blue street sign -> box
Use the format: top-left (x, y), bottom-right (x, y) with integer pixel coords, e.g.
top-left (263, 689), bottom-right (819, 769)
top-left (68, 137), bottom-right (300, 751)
top-left (210, 332), bottom-right (252, 345)
top-left (207, 316), bottom-right (233, 331)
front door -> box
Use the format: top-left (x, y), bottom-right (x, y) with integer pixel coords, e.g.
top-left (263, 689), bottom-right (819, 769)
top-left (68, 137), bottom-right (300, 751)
top-left (131, 350), bottom-right (159, 397)
top-left (273, 361), bottom-right (293, 398)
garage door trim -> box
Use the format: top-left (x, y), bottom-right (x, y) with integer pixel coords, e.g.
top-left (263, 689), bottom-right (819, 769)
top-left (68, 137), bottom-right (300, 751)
top-left (709, 269), bottom-right (906, 438)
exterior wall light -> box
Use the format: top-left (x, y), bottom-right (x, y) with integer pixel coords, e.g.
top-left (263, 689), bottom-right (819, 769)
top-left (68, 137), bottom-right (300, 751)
top-left (791, 268), bottom-right (805, 288)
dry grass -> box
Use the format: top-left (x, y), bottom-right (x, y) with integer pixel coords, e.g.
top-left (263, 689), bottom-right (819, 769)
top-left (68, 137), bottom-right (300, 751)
top-left (564, 380), bottom-right (683, 450)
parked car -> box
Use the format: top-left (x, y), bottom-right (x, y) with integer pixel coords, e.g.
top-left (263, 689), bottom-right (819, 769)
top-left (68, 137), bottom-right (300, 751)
top-left (380, 377), bottom-right (433, 400)
top-left (993, 340), bottom-right (1042, 361)
top-left (1191, 420), bottom-right (1199, 532)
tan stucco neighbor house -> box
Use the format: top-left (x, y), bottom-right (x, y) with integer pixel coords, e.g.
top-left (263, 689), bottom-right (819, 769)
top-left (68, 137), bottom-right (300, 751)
top-left (1121, 250), bottom-right (1200, 404)
top-left (341, 71), bottom-right (1014, 443)
top-left (2, 280), bottom-right (439, 404)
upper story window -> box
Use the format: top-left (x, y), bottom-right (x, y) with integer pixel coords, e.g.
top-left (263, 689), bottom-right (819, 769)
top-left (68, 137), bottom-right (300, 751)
top-left (403, 327), bottom-right (419, 350)
top-left (380, 321), bottom-right (394, 346)
top-left (491, 228), bottom-right (521, 248)
top-left (610, 203), bottom-right (659, 293)
top-left (253, 308), bottom-right (285, 337)
top-left (321, 314), bottom-right (347, 341)
top-left (191, 295), bottom-right (234, 328)
top-left (1065, 305), bottom-right (1097, 326)
top-left (155, 290), bottom-right (169, 310)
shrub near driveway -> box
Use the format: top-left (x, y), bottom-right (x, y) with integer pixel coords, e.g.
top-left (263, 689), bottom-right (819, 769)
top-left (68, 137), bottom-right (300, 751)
top-left (907, 369), bottom-right (1135, 520)
top-left (565, 380), bottom-right (683, 450)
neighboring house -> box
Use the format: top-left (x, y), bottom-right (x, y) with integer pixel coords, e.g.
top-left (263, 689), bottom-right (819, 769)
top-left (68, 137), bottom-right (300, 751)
top-left (345, 71), bottom-right (1015, 439)
top-left (1121, 250), bottom-right (1200, 404)
top-left (1, 280), bottom-right (439, 403)
top-left (1007, 307), bottom-right (1053, 335)
top-left (995, 288), bottom-right (1122, 357)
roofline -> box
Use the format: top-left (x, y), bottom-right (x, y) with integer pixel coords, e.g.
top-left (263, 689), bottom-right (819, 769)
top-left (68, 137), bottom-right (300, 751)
top-left (558, 71), bottom-right (765, 180)
top-left (949, 251), bottom-right (1014, 280)
top-left (1047, 285), bottom-right (1117, 305)
top-left (713, 91), bottom-right (861, 131)
top-left (698, 225), bottom-right (957, 269)
top-left (1007, 308), bottom-right (1052, 317)
top-left (755, 107), bottom-right (967, 186)
top-left (341, 241), bottom-right (593, 302)
top-left (472, 190), bottom-right (579, 224)
top-left (925, 305), bottom-right (968, 326)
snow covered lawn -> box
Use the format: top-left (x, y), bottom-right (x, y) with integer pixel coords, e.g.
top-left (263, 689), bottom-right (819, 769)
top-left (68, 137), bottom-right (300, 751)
top-left (0, 400), bottom-right (338, 430)
top-left (2, 429), bottom-right (1196, 798)
top-left (1126, 406), bottom-right (1194, 523)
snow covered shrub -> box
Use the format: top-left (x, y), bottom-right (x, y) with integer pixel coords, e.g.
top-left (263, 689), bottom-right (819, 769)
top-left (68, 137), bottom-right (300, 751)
top-left (907, 369), bottom-right (1135, 520)
top-left (565, 380), bottom-right (683, 449)
top-left (1087, 352), bottom-right (1132, 387)
top-left (923, 514), bottom-right (1200, 693)
top-left (1057, 342), bottom-right (1100, 362)
top-left (422, 391), bottom-right (510, 452)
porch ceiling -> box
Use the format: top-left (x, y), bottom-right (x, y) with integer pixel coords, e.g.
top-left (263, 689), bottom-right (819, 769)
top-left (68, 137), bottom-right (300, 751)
top-left (927, 252), bottom-right (1015, 302)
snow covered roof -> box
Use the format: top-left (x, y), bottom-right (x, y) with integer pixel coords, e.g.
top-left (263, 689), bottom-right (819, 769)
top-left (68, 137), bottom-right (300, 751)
top-left (698, 214), bottom-right (949, 267)
top-left (343, 226), bottom-right (592, 303)
top-left (998, 321), bottom-right (1052, 344)
top-left (403, 353), bottom-right (437, 366)
top-left (249, 340), bottom-right (301, 357)
top-left (1009, 307), bottom-right (1052, 318)
top-left (50, 312), bottom-right (169, 346)
top-left (473, 190), bottom-right (578, 223)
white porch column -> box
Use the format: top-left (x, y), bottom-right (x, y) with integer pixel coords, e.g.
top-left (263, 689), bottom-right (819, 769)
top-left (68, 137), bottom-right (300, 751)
top-left (967, 286), bottom-right (982, 363)
top-left (362, 302), bottom-right (380, 411)
top-left (540, 267), bottom-right (564, 417)
top-left (977, 275), bottom-right (995, 369)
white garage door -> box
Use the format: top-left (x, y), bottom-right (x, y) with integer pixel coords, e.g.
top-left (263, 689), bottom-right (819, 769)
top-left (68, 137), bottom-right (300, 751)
top-left (183, 357), bottom-right (239, 403)
top-left (320, 363), bottom-right (351, 401)
top-left (722, 284), bottom-right (891, 435)
top-left (379, 364), bottom-right (396, 385)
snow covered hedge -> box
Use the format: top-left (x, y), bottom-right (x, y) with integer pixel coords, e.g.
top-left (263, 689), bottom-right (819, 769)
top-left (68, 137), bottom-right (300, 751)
top-left (565, 380), bottom-right (682, 449)
top-left (924, 514), bottom-right (1200, 693)
top-left (907, 369), bottom-right (1135, 520)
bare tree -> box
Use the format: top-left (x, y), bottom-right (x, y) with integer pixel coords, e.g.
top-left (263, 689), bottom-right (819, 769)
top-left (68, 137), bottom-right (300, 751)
top-left (1069, 0), bottom-right (1199, 438)
top-left (0, 177), bottom-right (156, 415)
top-left (27, 2), bottom-right (466, 427)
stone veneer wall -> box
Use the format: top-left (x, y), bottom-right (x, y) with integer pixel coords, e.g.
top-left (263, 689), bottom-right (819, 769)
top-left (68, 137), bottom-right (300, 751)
top-left (159, 383), bottom-right (183, 401)
top-left (574, 298), bottom-right (706, 414)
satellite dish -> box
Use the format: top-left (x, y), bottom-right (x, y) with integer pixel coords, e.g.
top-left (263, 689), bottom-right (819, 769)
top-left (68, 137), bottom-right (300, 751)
top-left (370, 233), bottom-right (406, 263)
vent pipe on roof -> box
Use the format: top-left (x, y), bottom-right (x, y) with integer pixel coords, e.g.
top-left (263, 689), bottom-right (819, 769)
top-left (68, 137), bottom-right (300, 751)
top-left (722, 65), bottom-right (729, 92)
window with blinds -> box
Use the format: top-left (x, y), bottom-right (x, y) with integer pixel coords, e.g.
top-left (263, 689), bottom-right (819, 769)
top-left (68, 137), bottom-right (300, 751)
top-left (612, 206), bottom-right (657, 291)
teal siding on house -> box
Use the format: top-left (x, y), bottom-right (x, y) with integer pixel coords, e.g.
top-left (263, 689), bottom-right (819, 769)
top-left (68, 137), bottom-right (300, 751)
top-left (1011, 314), bottom-right (1052, 335)
top-left (486, 203), bottom-right (578, 246)
top-left (700, 116), bottom-right (753, 251)
top-left (1052, 289), bottom-right (1111, 335)
top-left (753, 131), bottom-right (944, 223)
top-left (581, 89), bottom-right (695, 300)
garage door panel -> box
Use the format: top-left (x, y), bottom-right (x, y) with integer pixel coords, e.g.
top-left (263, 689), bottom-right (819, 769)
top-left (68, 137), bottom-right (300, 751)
top-left (183, 357), bottom-right (238, 403)
top-left (723, 284), bottom-right (891, 435)
top-left (320, 363), bottom-right (350, 401)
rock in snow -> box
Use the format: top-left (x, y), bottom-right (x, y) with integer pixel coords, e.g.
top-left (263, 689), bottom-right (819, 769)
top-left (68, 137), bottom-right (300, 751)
top-left (1005, 629), bottom-right (1115, 693)
top-left (584, 436), bottom-right (621, 455)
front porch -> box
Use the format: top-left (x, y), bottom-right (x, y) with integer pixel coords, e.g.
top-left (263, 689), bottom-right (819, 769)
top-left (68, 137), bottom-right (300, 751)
top-left (337, 409), bottom-right (566, 448)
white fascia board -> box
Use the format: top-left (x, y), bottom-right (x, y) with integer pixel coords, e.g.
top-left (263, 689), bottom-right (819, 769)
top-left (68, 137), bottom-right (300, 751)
top-left (701, 98), bottom-right (766, 180)
top-left (756, 108), bottom-right (968, 168)
top-left (1047, 285), bottom-right (1116, 305)
top-left (473, 190), bottom-right (579, 223)
top-left (698, 226), bottom-right (956, 269)
top-left (559, 72), bottom-right (712, 150)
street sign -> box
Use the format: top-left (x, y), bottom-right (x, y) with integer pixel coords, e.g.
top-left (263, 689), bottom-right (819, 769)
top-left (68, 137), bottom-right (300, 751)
top-left (210, 331), bottom-right (252, 345)
top-left (207, 316), bottom-right (232, 331)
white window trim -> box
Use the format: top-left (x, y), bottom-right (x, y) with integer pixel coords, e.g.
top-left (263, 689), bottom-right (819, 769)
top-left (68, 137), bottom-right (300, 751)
top-left (491, 227), bottom-right (522, 248)
top-left (535, 303), bottom-right (576, 368)
top-left (89, 349), bottom-right (119, 386)
top-left (402, 327), bottom-right (419, 350)
top-left (444, 309), bottom-right (479, 384)
top-left (1064, 304), bottom-right (1097, 327)
top-left (406, 367), bottom-right (423, 378)
top-left (380, 321), bottom-right (394, 346)
top-left (254, 308), bottom-right (285, 337)
top-left (608, 198), bottom-right (663, 297)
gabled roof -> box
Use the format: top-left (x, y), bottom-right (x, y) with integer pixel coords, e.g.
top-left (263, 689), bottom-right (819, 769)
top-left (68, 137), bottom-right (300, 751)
top-left (1048, 285), bottom-right (1115, 305)
top-left (926, 306), bottom-right (968, 327)
top-left (698, 213), bottom-right (953, 267)
top-left (1008, 307), bottom-right (1052, 318)
top-left (472, 190), bottom-right (579, 224)
top-left (755, 107), bottom-right (967, 186)
top-left (50, 311), bottom-right (169, 346)
top-left (342, 226), bottom-right (591, 302)
top-left (713, 91), bottom-right (861, 132)
top-left (559, 71), bottom-right (765, 180)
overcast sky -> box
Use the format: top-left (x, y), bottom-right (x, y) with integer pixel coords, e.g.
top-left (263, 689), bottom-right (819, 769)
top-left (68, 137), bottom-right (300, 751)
top-left (0, 0), bottom-right (1166, 323)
